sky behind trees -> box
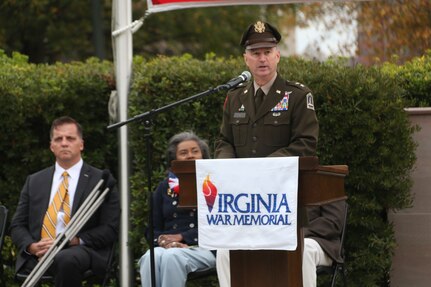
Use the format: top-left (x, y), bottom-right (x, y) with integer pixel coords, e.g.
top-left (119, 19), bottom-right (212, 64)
top-left (295, 8), bottom-right (357, 59)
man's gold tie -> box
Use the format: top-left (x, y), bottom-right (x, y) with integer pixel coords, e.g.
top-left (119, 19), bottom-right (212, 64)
top-left (41, 171), bottom-right (70, 239)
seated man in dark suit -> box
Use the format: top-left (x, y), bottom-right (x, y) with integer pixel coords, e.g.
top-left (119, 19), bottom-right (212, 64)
top-left (10, 116), bottom-right (120, 287)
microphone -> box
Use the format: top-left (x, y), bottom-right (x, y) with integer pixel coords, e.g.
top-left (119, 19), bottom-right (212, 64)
top-left (217, 71), bottom-right (252, 90)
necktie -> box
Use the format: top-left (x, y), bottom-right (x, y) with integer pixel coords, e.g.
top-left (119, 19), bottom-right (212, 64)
top-left (41, 171), bottom-right (70, 239)
top-left (255, 88), bottom-right (265, 112)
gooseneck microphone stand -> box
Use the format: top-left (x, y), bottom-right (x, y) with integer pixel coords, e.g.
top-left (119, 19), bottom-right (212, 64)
top-left (107, 80), bottom-right (243, 287)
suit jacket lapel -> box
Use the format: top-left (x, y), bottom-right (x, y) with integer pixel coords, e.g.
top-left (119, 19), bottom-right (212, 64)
top-left (37, 166), bottom-right (55, 228)
top-left (72, 163), bottom-right (91, 215)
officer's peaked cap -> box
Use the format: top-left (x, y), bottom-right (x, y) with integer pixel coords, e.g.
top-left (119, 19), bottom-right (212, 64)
top-left (240, 20), bottom-right (281, 50)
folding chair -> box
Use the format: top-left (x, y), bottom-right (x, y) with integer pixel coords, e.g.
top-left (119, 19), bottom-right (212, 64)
top-left (316, 203), bottom-right (348, 287)
top-left (0, 205), bottom-right (7, 250)
top-left (187, 266), bottom-right (217, 281)
top-left (0, 205), bottom-right (9, 286)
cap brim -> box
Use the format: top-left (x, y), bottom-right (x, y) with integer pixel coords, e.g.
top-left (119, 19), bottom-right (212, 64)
top-left (246, 42), bottom-right (277, 50)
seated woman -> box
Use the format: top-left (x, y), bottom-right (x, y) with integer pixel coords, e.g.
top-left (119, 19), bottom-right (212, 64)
top-left (139, 131), bottom-right (216, 287)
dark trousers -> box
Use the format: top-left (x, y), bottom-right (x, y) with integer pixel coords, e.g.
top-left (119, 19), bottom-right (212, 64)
top-left (19, 246), bottom-right (92, 287)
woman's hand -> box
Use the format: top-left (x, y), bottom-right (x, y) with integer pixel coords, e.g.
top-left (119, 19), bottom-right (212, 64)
top-left (158, 234), bottom-right (187, 248)
top-left (165, 241), bottom-right (188, 248)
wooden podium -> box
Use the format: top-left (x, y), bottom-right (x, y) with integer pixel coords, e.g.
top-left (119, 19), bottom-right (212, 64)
top-left (171, 156), bottom-right (348, 287)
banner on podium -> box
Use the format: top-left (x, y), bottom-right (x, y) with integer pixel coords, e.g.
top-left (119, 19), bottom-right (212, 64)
top-left (196, 157), bottom-right (299, 250)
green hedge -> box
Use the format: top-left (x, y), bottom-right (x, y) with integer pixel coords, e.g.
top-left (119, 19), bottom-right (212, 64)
top-left (0, 51), bottom-right (117, 286)
top-left (1, 50), bottom-right (427, 286)
top-left (382, 50), bottom-right (431, 107)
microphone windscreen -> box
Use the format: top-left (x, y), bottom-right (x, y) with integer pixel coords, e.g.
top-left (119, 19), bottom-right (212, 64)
top-left (242, 71), bottom-right (252, 81)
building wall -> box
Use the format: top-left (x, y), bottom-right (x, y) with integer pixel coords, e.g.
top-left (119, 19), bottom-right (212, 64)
top-left (388, 108), bottom-right (431, 286)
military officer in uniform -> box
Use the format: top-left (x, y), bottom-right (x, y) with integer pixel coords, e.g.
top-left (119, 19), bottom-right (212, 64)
top-left (215, 20), bottom-right (318, 160)
top-left (215, 21), bottom-right (344, 287)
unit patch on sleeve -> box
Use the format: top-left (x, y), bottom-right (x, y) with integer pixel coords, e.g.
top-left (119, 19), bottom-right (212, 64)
top-left (306, 93), bottom-right (315, 110)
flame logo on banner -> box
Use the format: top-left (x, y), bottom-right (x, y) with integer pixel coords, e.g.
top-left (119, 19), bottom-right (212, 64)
top-left (202, 174), bottom-right (218, 212)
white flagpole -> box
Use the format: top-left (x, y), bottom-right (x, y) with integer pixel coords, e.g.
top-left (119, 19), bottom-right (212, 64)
top-left (112, 0), bottom-right (133, 285)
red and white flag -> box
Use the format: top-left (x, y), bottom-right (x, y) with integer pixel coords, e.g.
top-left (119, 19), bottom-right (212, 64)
top-left (147, 0), bottom-right (322, 14)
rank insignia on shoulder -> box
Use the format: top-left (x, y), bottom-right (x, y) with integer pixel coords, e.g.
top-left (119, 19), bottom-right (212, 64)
top-left (306, 93), bottom-right (315, 110)
top-left (287, 80), bottom-right (309, 91)
top-left (271, 91), bottom-right (291, 111)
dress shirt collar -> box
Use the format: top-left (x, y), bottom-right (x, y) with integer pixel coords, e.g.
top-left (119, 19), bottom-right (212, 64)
top-left (253, 72), bottom-right (277, 96)
top-left (54, 159), bottom-right (83, 181)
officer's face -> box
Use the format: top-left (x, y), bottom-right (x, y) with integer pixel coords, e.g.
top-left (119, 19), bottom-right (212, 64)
top-left (176, 140), bottom-right (203, 161)
top-left (244, 47), bottom-right (280, 85)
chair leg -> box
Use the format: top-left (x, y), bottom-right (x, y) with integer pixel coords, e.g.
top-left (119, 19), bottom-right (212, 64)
top-left (341, 266), bottom-right (347, 287)
top-left (102, 270), bottom-right (118, 287)
top-left (330, 269), bottom-right (338, 287)
top-left (100, 272), bottom-right (111, 287)
top-left (330, 265), bottom-right (347, 287)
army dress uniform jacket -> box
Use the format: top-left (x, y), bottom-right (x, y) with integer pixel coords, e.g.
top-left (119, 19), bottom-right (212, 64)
top-left (215, 74), bottom-right (319, 159)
